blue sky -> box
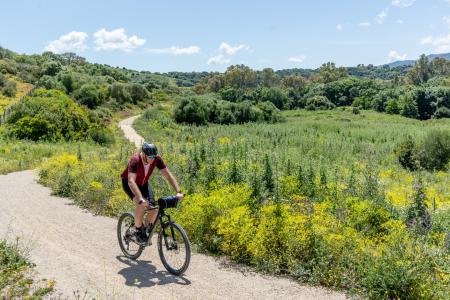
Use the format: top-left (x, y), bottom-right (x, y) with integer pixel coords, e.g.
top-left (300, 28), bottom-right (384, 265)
top-left (1, 0), bottom-right (449, 72)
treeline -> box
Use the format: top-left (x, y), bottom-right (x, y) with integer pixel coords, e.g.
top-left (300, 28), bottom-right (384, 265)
top-left (0, 47), bottom-right (180, 116)
top-left (192, 55), bottom-right (450, 120)
top-left (174, 94), bottom-right (282, 125)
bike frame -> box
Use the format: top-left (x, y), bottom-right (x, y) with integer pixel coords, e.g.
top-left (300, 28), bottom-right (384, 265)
top-left (144, 206), bottom-right (174, 249)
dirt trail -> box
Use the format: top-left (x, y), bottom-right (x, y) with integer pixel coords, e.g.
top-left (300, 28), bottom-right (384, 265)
top-left (0, 116), bottom-right (348, 299)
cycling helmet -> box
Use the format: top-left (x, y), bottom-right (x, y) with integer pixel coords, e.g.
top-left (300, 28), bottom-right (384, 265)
top-left (142, 142), bottom-right (158, 157)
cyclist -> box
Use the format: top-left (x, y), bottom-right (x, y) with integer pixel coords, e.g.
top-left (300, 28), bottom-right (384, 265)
top-left (121, 142), bottom-right (183, 244)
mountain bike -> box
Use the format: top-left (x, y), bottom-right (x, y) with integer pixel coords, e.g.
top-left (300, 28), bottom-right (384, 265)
top-left (117, 195), bottom-right (190, 276)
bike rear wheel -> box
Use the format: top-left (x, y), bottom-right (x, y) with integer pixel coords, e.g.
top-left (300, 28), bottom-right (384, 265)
top-left (158, 222), bottom-right (190, 275)
top-left (117, 212), bottom-right (144, 260)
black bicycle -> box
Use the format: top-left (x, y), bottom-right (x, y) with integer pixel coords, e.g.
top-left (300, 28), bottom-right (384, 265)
top-left (117, 195), bottom-right (191, 276)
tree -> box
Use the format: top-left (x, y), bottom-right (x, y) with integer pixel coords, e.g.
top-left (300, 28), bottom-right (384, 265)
top-left (126, 83), bottom-right (150, 103)
top-left (315, 62), bottom-right (348, 83)
top-left (258, 87), bottom-right (291, 109)
top-left (408, 54), bottom-right (431, 85)
top-left (399, 94), bottom-right (418, 118)
top-left (41, 60), bottom-right (62, 76)
top-left (109, 82), bottom-right (132, 104)
top-left (385, 98), bottom-right (400, 114)
top-left (74, 84), bottom-right (103, 108)
top-left (306, 95), bottom-right (335, 110)
top-left (224, 65), bottom-right (257, 89)
top-left (173, 96), bottom-right (209, 125)
top-left (259, 68), bottom-right (279, 87)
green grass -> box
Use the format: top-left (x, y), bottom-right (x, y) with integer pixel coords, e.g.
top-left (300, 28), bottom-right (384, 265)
top-left (0, 239), bottom-right (54, 299)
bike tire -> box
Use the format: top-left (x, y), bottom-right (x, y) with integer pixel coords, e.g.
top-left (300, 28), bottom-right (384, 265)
top-left (158, 222), bottom-right (191, 276)
top-left (117, 212), bottom-right (144, 260)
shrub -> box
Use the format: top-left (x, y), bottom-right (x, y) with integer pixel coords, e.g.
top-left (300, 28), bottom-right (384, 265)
top-left (88, 127), bottom-right (115, 145)
top-left (73, 84), bottom-right (104, 108)
top-left (249, 204), bottom-right (289, 272)
top-left (109, 82), bottom-right (133, 104)
top-left (173, 96), bottom-right (210, 125)
top-left (305, 95), bottom-right (335, 110)
top-left (417, 130), bottom-right (450, 171)
top-left (405, 178), bottom-right (431, 234)
top-left (385, 98), bottom-right (400, 114)
top-left (215, 206), bottom-right (255, 262)
top-left (433, 106), bottom-right (450, 119)
top-left (2, 80), bottom-right (17, 97)
top-left (396, 136), bottom-right (419, 171)
top-left (6, 89), bottom-right (91, 141)
top-left (37, 75), bottom-right (66, 91)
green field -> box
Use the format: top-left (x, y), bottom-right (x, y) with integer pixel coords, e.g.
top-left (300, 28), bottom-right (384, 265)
top-left (132, 107), bottom-right (450, 299)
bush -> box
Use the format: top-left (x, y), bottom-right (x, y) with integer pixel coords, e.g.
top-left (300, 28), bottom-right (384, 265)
top-left (2, 80), bottom-right (17, 97)
top-left (385, 98), bottom-right (400, 114)
top-left (73, 84), bottom-right (104, 108)
top-left (397, 131), bottom-right (450, 171)
top-left (396, 136), bottom-right (419, 171)
top-left (37, 75), bottom-right (66, 91)
top-left (433, 107), bottom-right (450, 119)
top-left (417, 130), bottom-right (450, 171)
top-left (174, 96), bottom-right (210, 125)
top-left (305, 95), bottom-right (335, 110)
top-left (88, 127), bottom-right (115, 145)
top-left (6, 89), bottom-right (91, 141)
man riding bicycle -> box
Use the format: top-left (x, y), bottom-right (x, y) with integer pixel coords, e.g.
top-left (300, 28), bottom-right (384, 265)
top-left (121, 142), bottom-right (183, 244)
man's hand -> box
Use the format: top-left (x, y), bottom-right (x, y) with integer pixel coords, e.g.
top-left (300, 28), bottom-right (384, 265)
top-left (134, 196), bottom-right (149, 208)
top-left (176, 192), bottom-right (184, 201)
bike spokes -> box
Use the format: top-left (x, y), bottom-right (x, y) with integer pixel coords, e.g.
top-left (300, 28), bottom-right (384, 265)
top-left (158, 223), bottom-right (190, 275)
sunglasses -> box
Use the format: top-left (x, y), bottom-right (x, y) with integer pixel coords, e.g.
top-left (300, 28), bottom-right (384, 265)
top-left (147, 155), bottom-right (156, 159)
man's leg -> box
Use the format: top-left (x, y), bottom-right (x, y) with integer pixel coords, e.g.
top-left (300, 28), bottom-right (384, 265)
top-left (134, 200), bottom-right (146, 228)
top-left (144, 183), bottom-right (158, 226)
top-left (122, 179), bottom-right (147, 228)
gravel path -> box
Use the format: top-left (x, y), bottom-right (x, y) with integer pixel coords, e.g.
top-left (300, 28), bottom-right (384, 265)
top-left (0, 116), bottom-right (348, 299)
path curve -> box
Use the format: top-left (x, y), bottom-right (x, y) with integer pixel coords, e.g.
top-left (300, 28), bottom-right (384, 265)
top-left (0, 116), bottom-right (348, 299)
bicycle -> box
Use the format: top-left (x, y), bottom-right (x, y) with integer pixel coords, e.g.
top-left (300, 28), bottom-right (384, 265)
top-left (117, 195), bottom-right (191, 276)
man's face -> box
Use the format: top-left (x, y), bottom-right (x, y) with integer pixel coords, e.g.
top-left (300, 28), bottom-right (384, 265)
top-left (142, 152), bottom-right (155, 162)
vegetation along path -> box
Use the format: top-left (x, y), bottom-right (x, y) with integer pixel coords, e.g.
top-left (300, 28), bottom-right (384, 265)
top-left (0, 116), bottom-right (347, 299)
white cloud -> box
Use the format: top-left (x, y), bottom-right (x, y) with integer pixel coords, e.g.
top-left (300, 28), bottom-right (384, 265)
top-left (44, 31), bottom-right (88, 53)
top-left (336, 24), bottom-right (344, 31)
top-left (207, 54), bottom-right (231, 65)
top-left (146, 45), bottom-right (201, 55)
top-left (420, 34), bottom-right (450, 53)
top-left (358, 22), bottom-right (371, 27)
top-left (392, 0), bottom-right (416, 7)
top-left (93, 28), bottom-right (145, 51)
top-left (376, 9), bottom-right (388, 24)
top-left (218, 42), bottom-right (250, 55)
top-left (207, 42), bottom-right (250, 65)
top-left (288, 55), bottom-right (306, 63)
top-left (396, 19), bottom-right (404, 24)
top-left (443, 16), bottom-right (450, 27)
top-left (388, 50), bottom-right (407, 62)
top-left (421, 36), bottom-right (433, 44)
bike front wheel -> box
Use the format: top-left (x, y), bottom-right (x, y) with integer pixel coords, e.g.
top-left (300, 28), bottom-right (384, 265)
top-left (158, 222), bottom-right (190, 276)
top-left (117, 212), bottom-right (144, 260)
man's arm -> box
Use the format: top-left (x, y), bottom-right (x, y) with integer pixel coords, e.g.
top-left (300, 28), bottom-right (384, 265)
top-left (160, 167), bottom-right (183, 199)
top-left (128, 172), bottom-right (146, 204)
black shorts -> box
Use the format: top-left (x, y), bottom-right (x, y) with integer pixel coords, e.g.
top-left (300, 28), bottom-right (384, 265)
top-left (122, 179), bottom-right (156, 206)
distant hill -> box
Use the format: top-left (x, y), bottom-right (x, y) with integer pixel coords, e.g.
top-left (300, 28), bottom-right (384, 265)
top-left (385, 53), bottom-right (450, 68)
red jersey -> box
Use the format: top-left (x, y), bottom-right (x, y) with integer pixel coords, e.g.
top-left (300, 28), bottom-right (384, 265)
top-left (121, 154), bottom-right (166, 186)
